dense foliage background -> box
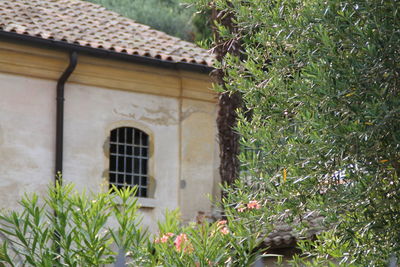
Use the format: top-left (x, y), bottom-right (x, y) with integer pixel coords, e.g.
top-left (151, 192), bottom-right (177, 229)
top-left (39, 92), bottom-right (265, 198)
top-left (192, 0), bottom-right (399, 265)
top-left (84, 0), bottom-right (211, 42)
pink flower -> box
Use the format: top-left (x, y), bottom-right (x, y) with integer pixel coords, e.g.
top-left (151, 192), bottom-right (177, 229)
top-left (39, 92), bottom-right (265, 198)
top-left (237, 206), bottom-right (246, 212)
top-left (217, 220), bottom-right (227, 226)
top-left (247, 200), bottom-right (261, 210)
top-left (155, 232), bottom-right (174, 244)
top-left (160, 235), bottom-right (169, 243)
top-left (220, 226), bottom-right (229, 235)
top-left (174, 233), bottom-right (192, 252)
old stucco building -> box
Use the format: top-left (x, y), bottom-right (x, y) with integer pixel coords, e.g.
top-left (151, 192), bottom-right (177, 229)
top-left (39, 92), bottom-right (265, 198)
top-left (0, 0), bottom-right (219, 232)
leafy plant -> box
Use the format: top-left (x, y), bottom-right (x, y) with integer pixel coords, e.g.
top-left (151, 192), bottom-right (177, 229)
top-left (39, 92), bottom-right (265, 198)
top-left (0, 183), bottom-right (269, 266)
top-left (0, 183), bottom-right (147, 266)
top-left (193, 0), bottom-right (400, 265)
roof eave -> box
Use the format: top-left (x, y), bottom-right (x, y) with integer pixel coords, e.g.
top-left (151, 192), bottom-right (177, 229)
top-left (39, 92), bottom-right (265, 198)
top-left (0, 30), bottom-right (214, 74)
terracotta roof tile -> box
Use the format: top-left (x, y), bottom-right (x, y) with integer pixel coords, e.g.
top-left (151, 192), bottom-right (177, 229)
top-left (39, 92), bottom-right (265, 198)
top-left (0, 0), bottom-right (214, 67)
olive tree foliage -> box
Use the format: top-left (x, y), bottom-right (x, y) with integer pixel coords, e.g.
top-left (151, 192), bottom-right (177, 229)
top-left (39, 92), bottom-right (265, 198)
top-left (193, 0), bottom-right (400, 265)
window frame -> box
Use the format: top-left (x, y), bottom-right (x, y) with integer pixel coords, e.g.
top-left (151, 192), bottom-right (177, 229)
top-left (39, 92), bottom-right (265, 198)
top-left (104, 121), bottom-right (155, 201)
top-left (109, 126), bottom-right (149, 197)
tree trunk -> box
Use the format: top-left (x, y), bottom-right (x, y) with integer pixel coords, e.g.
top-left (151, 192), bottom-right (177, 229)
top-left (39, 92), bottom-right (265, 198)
top-left (211, 5), bottom-right (242, 186)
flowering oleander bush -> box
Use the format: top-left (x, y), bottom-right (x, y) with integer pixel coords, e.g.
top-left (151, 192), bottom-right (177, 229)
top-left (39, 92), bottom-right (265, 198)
top-left (0, 183), bottom-right (273, 266)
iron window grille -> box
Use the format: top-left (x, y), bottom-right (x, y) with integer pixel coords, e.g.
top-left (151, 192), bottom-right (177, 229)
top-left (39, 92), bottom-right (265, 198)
top-left (109, 127), bottom-right (149, 197)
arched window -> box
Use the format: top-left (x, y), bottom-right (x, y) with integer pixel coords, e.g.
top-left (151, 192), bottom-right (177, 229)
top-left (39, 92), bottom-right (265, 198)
top-left (109, 127), bottom-right (149, 197)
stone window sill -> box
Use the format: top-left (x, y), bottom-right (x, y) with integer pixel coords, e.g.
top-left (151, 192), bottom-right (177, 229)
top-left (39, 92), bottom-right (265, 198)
top-left (137, 197), bottom-right (156, 209)
top-left (114, 196), bottom-right (156, 209)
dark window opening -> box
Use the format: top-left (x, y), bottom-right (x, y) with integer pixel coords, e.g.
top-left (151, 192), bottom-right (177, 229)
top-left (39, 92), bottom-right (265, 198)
top-left (109, 127), bottom-right (149, 197)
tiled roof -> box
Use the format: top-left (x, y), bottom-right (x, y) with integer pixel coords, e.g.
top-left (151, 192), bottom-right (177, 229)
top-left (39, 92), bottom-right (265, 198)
top-left (0, 0), bottom-right (214, 67)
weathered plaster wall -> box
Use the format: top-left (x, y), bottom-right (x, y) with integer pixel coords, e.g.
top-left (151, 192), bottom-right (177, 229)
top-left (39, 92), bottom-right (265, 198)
top-left (0, 40), bottom-right (220, 232)
top-left (179, 98), bottom-right (219, 222)
top-left (0, 72), bottom-right (55, 208)
top-left (63, 82), bottom-right (181, 232)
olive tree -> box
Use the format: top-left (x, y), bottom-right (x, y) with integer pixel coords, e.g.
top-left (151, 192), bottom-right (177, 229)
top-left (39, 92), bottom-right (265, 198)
top-left (193, 0), bottom-right (399, 265)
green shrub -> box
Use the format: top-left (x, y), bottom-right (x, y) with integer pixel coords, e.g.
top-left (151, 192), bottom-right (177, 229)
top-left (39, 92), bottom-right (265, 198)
top-left (0, 183), bottom-right (148, 266)
top-left (0, 183), bottom-right (269, 266)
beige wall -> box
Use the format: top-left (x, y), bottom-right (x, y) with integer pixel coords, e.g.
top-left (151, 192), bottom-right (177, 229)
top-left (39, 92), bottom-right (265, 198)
top-left (0, 40), bottom-right (219, 232)
top-left (0, 72), bottom-right (55, 206)
top-left (179, 98), bottom-right (219, 222)
top-left (63, 82), bottom-right (182, 232)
